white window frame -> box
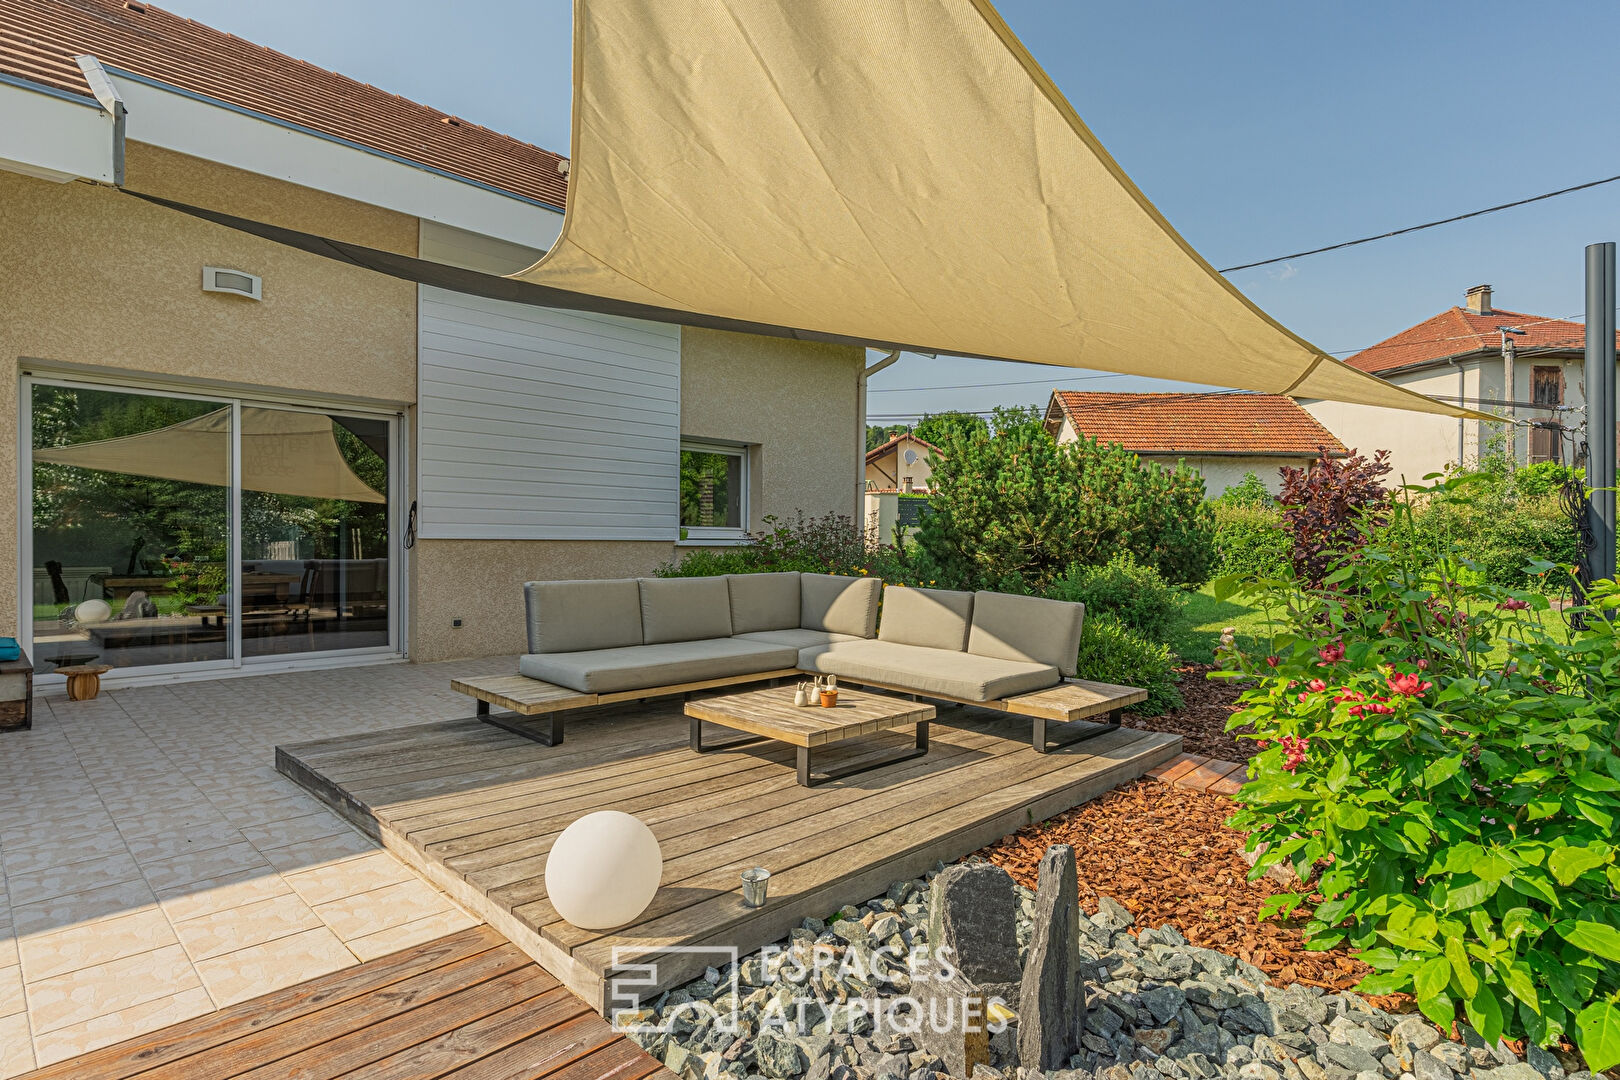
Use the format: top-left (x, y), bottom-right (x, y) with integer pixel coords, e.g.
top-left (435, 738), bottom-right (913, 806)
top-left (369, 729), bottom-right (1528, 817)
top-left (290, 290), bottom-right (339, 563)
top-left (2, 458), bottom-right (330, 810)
top-left (678, 438), bottom-right (750, 544)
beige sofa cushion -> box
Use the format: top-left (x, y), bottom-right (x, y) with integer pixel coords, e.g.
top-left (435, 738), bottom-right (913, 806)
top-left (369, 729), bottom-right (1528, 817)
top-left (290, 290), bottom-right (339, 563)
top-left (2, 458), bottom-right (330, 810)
top-left (877, 586), bottom-right (974, 652)
top-left (524, 579), bottom-right (643, 654)
top-left (639, 577), bottom-right (733, 644)
top-left (800, 573), bottom-right (881, 638)
top-left (968, 591), bottom-right (1085, 678)
top-left (800, 639), bottom-right (1059, 702)
top-left (519, 639), bottom-right (798, 695)
top-left (733, 628), bottom-right (861, 650)
top-left (726, 572), bottom-right (802, 634)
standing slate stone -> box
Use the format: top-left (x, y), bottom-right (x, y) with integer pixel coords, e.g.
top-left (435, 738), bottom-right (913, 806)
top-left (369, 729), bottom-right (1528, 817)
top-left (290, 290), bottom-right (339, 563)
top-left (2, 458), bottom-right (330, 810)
top-left (915, 862), bottom-right (1022, 1079)
top-left (1018, 845), bottom-right (1087, 1070)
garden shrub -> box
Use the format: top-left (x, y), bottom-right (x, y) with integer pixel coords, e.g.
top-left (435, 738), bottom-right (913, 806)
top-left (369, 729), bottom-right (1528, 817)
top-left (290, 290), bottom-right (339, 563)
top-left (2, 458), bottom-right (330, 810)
top-left (1515, 461), bottom-right (1583, 499)
top-left (913, 409), bottom-right (1214, 589)
top-left (1277, 447), bottom-right (1391, 587)
top-left (1074, 615), bottom-right (1181, 714)
top-left (1211, 501), bottom-right (1291, 580)
top-left (1046, 553), bottom-right (1185, 645)
top-left (1216, 474), bottom-right (1620, 1068)
top-left (1215, 471), bottom-right (1276, 510)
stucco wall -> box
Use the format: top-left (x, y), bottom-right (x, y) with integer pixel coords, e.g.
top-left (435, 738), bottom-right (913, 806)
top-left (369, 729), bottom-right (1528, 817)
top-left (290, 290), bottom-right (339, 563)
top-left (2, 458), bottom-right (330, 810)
top-left (0, 143), bottom-right (418, 638)
top-left (1304, 366), bottom-right (1475, 484)
top-left (680, 327), bottom-right (864, 528)
top-left (408, 328), bottom-right (864, 662)
top-left (409, 539), bottom-right (674, 661)
top-left (1139, 456), bottom-right (1308, 496)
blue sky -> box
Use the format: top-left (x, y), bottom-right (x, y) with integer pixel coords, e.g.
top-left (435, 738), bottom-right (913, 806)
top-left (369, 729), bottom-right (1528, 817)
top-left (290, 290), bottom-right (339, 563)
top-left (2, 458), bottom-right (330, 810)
top-left (160, 0), bottom-right (1620, 420)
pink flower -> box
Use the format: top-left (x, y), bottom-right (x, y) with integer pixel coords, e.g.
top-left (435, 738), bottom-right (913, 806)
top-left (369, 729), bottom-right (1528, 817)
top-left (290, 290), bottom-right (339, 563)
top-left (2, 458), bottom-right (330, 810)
top-left (1497, 598), bottom-right (1530, 611)
top-left (1279, 734), bottom-right (1311, 772)
top-left (1265, 656), bottom-right (1280, 669)
top-left (1307, 679), bottom-right (1327, 693)
top-left (1417, 658), bottom-right (1429, 670)
top-left (1318, 642), bottom-right (1346, 664)
top-left (1386, 672), bottom-right (1432, 697)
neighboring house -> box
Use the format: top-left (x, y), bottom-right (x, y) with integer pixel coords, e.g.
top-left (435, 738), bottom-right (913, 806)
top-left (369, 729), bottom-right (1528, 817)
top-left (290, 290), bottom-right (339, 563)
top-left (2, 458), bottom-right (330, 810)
top-left (865, 432), bottom-right (942, 494)
top-left (862, 432), bottom-right (942, 544)
top-left (1042, 390), bottom-right (1344, 496)
top-left (0, 0), bottom-right (864, 680)
top-left (1303, 285), bottom-right (1619, 483)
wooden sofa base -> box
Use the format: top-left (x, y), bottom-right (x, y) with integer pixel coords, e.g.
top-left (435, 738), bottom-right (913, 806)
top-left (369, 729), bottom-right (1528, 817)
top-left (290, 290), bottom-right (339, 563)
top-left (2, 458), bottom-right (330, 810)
top-left (451, 671), bottom-right (1145, 751)
top-left (451, 669), bottom-right (802, 745)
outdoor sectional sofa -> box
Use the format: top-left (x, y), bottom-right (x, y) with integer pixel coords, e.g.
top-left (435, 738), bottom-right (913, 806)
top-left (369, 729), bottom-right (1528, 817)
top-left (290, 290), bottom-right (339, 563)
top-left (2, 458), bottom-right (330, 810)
top-left (451, 572), bottom-right (1146, 752)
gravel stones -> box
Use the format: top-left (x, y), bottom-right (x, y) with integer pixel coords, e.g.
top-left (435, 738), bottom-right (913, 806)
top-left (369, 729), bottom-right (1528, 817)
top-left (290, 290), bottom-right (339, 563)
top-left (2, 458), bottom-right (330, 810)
top-left (628, 873), bottom-right (1569, 1080)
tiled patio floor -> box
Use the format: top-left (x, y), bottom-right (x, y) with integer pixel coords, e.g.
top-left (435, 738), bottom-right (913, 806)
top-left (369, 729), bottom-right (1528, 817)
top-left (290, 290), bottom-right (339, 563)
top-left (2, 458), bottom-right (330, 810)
top-left (0, 657), bottom-right (511, 1076)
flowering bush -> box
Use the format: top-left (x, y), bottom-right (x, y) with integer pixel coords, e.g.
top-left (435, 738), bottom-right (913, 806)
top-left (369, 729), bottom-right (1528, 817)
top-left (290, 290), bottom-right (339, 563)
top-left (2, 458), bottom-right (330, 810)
top-left (1217, 476), bottom-right (1620, 1070)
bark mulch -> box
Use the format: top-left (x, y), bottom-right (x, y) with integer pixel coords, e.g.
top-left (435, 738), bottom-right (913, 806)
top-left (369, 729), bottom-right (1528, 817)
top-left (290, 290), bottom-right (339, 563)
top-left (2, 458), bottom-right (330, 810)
top-left (1123, 663), bottom-right (1257, 763)
top-left (976, 779), bottom-right (1374, 995)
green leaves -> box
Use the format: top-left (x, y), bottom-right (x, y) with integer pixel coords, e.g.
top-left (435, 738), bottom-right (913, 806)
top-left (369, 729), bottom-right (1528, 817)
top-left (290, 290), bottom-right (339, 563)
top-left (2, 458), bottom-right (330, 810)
top-left (1465, 982), bottom-right (1505, 1045)
top-left (1575, 1000), bottom-right (1620, 1073)
top-left (1556, 920), bottom-right (1620, 963)
top-left (1415, 956), bottom-right (1452, 1000)
top-left (1423, 754), bottom-right (1465, 789)
top-left (1549, 844), bottom-right (1612, 886)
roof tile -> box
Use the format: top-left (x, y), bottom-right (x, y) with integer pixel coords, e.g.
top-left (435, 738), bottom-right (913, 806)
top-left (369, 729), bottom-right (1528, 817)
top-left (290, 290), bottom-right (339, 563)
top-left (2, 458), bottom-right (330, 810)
top-left (1048, 391), bottom-right (1344, 457)
top-left (0, 0), bottom-right (569, 208)
top-left (1345, 306), bottom-right (1613, 375)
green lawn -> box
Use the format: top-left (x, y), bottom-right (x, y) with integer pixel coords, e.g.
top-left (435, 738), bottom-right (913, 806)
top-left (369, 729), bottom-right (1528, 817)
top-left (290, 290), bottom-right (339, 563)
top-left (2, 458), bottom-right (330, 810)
top-left (1172, 582), bottom-right (1276, 664)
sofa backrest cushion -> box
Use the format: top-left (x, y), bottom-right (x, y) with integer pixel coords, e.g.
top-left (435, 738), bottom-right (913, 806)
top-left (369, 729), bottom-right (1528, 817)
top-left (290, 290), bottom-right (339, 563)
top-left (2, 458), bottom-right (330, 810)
top-left (726, 572), bottom-right (802, 635)
top-left (800, 573), bottom-right (882, 638)
top-left (967, 591), bottom-right (1085, 678)
top-left (877, 585), bottom-right (974, 652)
top-left (524, 579), bottom-right (643, 654)
top-left (640, 577), bottom-right (734, 644)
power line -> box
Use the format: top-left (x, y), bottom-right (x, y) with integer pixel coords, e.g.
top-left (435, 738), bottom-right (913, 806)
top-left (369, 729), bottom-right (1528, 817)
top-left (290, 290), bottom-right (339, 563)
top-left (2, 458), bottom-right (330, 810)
top-left (867, 372), bottom-right (1126, 393)
top-left (865, 311), bottom-right (1597, 397)
top-left (1218, 173), bottom-right (1620, 273)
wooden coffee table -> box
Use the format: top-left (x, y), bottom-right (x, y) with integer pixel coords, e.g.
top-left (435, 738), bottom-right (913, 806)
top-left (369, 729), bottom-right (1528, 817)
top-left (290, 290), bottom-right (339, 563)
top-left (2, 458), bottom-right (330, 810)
top-left (685, 685), bottom-right (934, 787)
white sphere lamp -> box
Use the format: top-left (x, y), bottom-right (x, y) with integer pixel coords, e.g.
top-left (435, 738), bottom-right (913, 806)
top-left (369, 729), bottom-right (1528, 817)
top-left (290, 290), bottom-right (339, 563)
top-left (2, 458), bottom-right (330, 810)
top-left (75, 599), bottom-right (113, 624)
top-left (545, 811), bottom-right (662, 929)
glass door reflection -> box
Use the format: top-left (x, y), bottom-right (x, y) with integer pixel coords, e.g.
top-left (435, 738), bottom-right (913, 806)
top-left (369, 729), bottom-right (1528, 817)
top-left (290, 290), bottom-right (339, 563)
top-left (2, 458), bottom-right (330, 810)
top-left (30, 384), bottom-right (233, 673)
top-left (239, 409), bottom-right (390, 657)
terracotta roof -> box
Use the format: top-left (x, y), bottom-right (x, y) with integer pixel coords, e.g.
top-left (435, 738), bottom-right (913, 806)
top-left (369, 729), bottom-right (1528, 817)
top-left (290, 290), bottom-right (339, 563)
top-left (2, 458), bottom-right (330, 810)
top-left (864, 432), bottom-right (944, 464)
top-left (0, 0), bottom-right (569, 209)
top-left (1046, 391), bottom-right (1345, 457)
top-left (1346, 306), bottom-right (1614, 375)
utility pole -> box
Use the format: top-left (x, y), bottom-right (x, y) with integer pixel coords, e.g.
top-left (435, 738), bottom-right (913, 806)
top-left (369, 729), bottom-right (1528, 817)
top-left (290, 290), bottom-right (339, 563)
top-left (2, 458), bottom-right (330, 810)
top-left (1586, 242), bottom-right (1616, 584)
top-left (1499, 328), bottom-right (1521, 464)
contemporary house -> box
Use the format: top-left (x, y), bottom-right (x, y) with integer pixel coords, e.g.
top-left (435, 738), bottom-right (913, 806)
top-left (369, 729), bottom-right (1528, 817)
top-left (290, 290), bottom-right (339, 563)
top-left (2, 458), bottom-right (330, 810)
top-left (0, 0), bottom-right (864, 684)
top-left (1042, 390), bottom-right (1344, 495)
top-left (1304, 285), bottom-right (1618, 482)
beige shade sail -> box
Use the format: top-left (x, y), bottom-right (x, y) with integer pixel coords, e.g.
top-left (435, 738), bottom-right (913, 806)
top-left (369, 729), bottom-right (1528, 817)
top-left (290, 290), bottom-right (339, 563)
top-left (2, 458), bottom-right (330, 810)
top-left (34, 407), bottom-right (386, 504)
top-left (511, 0), bottom-right (1476, 419)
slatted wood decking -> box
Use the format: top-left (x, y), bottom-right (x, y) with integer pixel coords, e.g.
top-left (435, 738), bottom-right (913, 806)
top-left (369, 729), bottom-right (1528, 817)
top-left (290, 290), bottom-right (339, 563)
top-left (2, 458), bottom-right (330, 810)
top-left (277, 696), bottom-right (1181, 1013)
top-left (17, 926), bottom-right (674, 1080)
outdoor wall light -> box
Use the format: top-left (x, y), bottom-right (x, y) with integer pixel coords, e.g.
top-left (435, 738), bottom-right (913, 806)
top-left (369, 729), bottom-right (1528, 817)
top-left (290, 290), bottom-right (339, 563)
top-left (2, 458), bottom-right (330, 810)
top-left (202, 266), bottom-right (262, 300)
top-left (545, 810), bottom-right (662, 929)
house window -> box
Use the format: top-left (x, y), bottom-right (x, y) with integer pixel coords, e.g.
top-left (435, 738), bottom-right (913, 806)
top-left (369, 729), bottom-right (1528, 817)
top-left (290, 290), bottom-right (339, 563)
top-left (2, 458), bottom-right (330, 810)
top-left (680, 440), bottom-right (748, 540)
top-left (1529, 366), bottom-right (1564, 464)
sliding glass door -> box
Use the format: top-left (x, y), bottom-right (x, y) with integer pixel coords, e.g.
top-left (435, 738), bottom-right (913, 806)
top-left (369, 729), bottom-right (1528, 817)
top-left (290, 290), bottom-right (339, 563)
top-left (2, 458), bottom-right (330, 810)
top-left (239, 409), bottom-right (391, 658)
top-left (26, 379), bottom-right (397, 678)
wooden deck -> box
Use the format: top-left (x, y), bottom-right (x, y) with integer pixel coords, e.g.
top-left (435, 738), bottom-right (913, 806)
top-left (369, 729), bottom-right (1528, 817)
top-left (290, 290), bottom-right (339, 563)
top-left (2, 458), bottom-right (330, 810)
top-left (17, 926), bottom-right (674, 1080)
top-left (277, 696), bottom-right (1181, 1013)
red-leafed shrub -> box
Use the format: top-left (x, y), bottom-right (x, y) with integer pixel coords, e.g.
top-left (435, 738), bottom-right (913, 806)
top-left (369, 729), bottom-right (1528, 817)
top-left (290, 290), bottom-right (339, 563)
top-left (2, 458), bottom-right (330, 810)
top-left (1277, 448), bottom-right (1392, 588)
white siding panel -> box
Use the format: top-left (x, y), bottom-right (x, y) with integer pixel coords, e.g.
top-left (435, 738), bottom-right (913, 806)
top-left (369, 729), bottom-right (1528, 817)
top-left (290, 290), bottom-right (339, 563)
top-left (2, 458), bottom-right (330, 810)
top-left (417, 285), bottom-right (681, 540)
